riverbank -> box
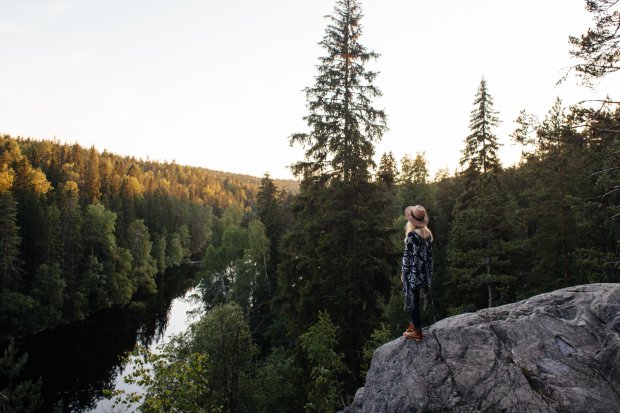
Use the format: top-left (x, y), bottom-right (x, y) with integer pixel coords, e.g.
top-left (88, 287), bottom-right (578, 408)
top-left (4, 266), bottom-right (202, 413)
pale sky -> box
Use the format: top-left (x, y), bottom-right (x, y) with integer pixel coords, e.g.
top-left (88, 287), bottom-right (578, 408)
top-left (1, 0), bottom-right (619, 180)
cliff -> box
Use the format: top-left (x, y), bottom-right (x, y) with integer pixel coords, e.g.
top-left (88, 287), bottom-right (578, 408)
top-left (347, 283), bottom-right (620, 412)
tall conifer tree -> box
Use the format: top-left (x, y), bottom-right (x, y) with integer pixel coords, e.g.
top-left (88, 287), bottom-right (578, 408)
top-left (460, 78), bottom-right (501, 175)
top-left (279, 0), bottom-right (392, 382)
top-left (448, 78), bottom-right (517, 310)
top-left (289, 0), bottom-right (386, 182)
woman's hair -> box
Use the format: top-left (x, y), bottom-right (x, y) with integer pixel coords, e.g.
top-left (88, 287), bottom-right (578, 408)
top-left (405, 221), bottom-right (433, 241)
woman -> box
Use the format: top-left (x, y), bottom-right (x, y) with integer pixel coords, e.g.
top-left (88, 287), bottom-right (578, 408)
top-left (401, 204), bottom-right (433, 341)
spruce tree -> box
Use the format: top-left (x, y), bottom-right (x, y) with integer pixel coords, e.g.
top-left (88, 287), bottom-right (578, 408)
top-left (460, 78), bottom-right (501, 176)
top-left (289, 0), bottom-right (386, 182)
top-left (279, 0), bottom-right (392, 382)
top-left (448, 79), bottom-right (517, 310)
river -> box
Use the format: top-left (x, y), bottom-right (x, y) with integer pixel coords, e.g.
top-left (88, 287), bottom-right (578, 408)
top-left (14, 266), bottom-right (204, 413)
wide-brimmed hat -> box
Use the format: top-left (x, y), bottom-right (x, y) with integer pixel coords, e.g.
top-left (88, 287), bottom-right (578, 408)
top-left (404, 205), bottom-right (429, 227)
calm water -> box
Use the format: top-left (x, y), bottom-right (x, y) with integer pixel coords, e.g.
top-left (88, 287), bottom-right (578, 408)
top-left (14, 266), bottom-right (203, 413)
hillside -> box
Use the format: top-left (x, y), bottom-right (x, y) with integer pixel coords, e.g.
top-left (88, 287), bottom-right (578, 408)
top-left (1, 135), bottom-right (298, 211)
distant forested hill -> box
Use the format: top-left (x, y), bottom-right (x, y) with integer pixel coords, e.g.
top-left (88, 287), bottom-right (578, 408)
top-left (1, 135), bottom-right (298, 210)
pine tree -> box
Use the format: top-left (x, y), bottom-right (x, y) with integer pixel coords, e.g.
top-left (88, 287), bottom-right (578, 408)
top-left (460, 78), bottom-right (501, 175)
top-left (569, 0), bottom-right (620, 83)
top-left (279, 0), bottom-right (393, 382)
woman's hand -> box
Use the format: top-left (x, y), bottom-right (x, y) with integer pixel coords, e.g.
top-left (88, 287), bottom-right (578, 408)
top-left (401, 273), bottom-right (404, 284)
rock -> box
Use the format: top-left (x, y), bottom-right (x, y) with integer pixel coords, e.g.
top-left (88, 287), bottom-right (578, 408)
top-left (346, 283), bottom-right (620, 412)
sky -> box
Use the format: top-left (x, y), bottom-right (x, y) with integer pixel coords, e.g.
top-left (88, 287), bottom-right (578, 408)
top-left (1, 0), bottom-right (619, 181)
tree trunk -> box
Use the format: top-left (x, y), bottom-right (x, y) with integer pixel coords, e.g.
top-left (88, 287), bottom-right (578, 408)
top-left (557, 150), bottom-right (570, 284)
top-left (486, 224), bottom-right (493, 308)
top-left (487, 282), bottom-right (493, 308)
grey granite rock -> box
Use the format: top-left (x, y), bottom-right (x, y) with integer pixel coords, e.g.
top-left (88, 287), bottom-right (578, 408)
top-left (346, 283), bottom-right (620, 412)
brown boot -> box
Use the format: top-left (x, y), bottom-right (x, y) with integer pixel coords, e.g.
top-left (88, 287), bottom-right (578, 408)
top-left (403, 323), bottom-right (423, 342)
top-left (412, 327), bottom-right (423, 342)
top-left (403, 323), bottom-right (416, 339)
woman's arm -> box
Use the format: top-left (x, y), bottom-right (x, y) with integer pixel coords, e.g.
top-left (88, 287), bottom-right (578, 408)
top-left (400, 232), bottom-right (413, 283)
top-left (402, 232), bottom-right (415, 283)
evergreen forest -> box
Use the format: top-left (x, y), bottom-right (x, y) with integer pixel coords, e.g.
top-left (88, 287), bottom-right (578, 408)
top-left (0, 135), bottom-right (297, 338)
top-left (1, 0), bottom-right (619, 412)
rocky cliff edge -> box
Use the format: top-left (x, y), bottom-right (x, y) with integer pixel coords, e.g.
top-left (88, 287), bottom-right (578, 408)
top-left (347, 283), bottom-right (620, 412)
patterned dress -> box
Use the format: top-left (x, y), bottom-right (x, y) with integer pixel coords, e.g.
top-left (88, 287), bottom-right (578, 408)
top-left (402, 231), bottom-right (433, 310)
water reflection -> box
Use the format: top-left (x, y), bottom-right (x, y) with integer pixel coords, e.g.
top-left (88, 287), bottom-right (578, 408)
top-left (14, 266), bottom-right (200, 413)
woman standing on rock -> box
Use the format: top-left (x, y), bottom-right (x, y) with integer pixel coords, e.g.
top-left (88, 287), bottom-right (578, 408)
top-left (401, 205), bottom-right (433, 341)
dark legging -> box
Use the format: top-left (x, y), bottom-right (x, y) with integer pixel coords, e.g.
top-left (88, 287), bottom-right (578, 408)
top-left (409, 289), bottom-right (421, 328)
